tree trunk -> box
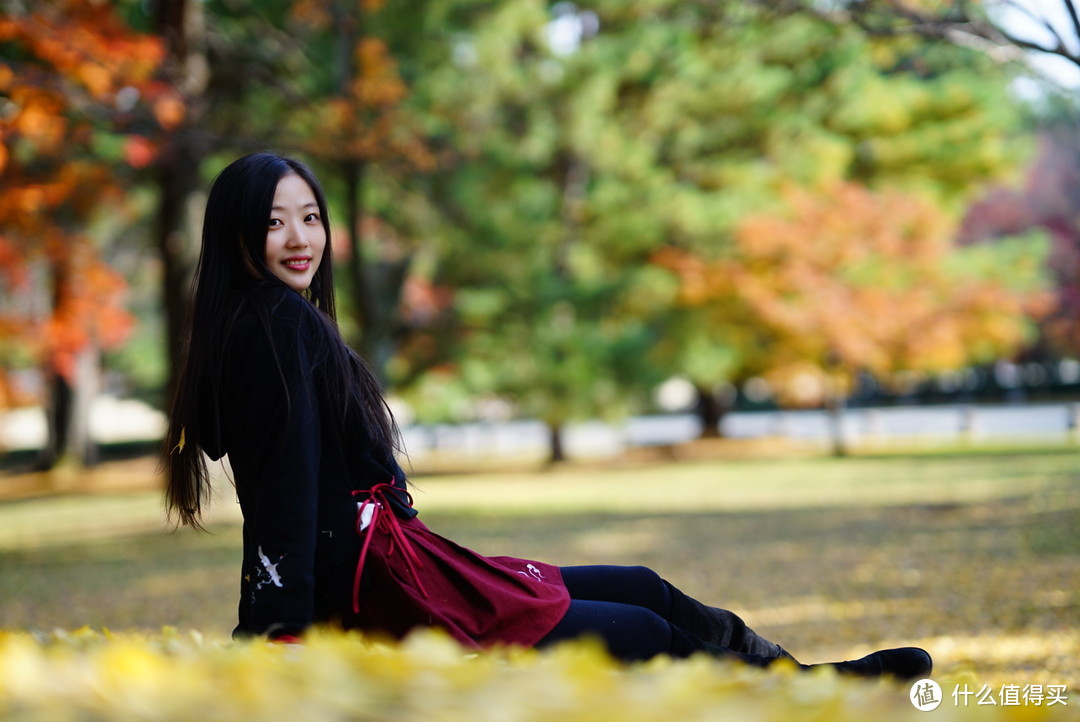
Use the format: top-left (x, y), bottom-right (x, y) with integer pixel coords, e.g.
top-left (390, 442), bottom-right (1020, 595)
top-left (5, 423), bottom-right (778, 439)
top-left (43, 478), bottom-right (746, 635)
top-left (38, 347), bottom-right (99, 473)
top-left (153, 0), bottom-right (208, 408)
top-left (36, 252), bottom-right (100, 472)
top-left (825, 392), bottom-right (848, 458)
top-left (342, 159), bottom-right (380, 361)
top-left (155, 147), bottom-right (200, 404)
top-left (37, 369), bottom-right (71, 472)
top-left (332, 0), bottom-right (386, 375)
top-left (824, 357), bottom-right (850, 457)
top-left (695, 384), bottom-right (728, 439)
top-left (547, 422), bottom-right (566, 465)
top-left (340, 158), bottom-right (407, 383)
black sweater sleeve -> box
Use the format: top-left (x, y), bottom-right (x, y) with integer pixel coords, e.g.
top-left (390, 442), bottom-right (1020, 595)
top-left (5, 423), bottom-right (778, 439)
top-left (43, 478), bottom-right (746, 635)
top-left (229, 295), bottom-right (322, 638)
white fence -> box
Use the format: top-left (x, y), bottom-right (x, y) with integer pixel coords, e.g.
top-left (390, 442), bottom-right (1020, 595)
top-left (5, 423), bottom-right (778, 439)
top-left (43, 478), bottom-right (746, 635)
top-left (402, 402), bottom-right (1080, 460)
top-left (2, 399), bottom-right (1078, 460)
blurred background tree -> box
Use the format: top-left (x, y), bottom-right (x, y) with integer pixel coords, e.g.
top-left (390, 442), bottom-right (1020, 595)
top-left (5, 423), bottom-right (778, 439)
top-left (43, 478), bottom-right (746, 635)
top-left (396, 1), bottom-right (1045, 453)
top-left (817, 0), bottom-right (1080, 74)
top-left (273, 0), bottom-right (436, 378)
top-left (0, 0), bottom-right (1071, 467)
top-left (0, 0), bottom-right (165, 469)
top-left (618, 4), bottom-right (1043, 438)
top-left (395, 0), bottom-right (669, 461)
top-left (807, 0), bottom-right (1080, 378)
top-left (657, 182), bottom-right (1050, 453)
top-left (959, 113), bottom-right (1080, 358)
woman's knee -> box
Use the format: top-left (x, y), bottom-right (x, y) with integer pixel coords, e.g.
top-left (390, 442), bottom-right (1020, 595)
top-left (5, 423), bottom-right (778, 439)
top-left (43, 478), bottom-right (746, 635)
top-left (560, 565), bottom-right (670, 614)
top-left (539, 600), bottom-right (673, 662)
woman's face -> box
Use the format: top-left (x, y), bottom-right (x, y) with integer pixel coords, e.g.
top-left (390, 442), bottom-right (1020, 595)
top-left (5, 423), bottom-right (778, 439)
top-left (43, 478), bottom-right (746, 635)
top-left (264, 172), bottom-right (326, 292)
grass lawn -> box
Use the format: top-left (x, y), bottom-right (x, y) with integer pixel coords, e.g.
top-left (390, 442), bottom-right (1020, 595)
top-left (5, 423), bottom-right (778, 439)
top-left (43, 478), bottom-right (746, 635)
top-left (0, 444), bottom-right (1077, 692)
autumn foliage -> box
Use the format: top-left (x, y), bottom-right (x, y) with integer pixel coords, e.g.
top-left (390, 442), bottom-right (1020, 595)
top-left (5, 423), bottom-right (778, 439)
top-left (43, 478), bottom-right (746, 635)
top-left (959, 131), bottom-right (1080, 358)
top-left (285, 2), bottom-right (433, 171)
top-left (656, 183), bottom-right (1051, 405)
top-left (0, 1), bottom-right (165, 391)
top-left (0, 627), bottom-right (1074, 721)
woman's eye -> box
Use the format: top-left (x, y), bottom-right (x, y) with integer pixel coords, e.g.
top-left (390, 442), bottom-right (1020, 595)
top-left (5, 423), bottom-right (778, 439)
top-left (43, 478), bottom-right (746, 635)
top-left (269, 218), bottom-right (283, 228)
top-left (305, 213), bottom-right (320, 223)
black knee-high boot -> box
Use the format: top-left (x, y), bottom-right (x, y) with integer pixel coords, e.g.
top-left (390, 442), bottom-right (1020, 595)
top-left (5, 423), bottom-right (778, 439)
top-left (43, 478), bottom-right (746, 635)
top-left (662, 581), bottom-right (794, 660)
top-left (712, 644), bottom-right (933, 681)
top-left (662, 581), bottom-right (933, 680)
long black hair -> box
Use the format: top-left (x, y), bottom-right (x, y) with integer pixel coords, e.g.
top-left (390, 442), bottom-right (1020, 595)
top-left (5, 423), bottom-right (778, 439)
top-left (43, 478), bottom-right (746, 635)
top-left (164, 152), bottom-right (398, 528)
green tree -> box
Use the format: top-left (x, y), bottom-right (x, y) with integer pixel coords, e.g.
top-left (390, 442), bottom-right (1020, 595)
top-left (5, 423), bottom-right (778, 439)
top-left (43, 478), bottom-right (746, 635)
top-left (165, 0), bottom-right (438, 383)
top-left (398, 0), bottom-right (666, 461)
top-left (815, 0), bottom-right (1080, 77)
top-left (397, 1), bottom-right (1042, 456)
top-left (588, 3), bottom-right (1036, 436)
top-left (818, 1), bottom-right (1080, 361)
top-left (277, 0), bottom-right (435, 375)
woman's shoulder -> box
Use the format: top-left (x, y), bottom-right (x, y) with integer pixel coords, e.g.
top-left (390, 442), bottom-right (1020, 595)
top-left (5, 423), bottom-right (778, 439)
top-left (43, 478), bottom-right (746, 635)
top-left (255, 282), bottom-right (314, 318)
top-left (237, 283), bottom-right (323, 327)
top-left (229, 283), bottom-right (328, 352)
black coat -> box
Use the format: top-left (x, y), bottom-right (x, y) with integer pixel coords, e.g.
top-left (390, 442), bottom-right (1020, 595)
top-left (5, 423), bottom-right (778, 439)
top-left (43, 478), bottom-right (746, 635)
top-left (205, 285), bottom-right (414, 639)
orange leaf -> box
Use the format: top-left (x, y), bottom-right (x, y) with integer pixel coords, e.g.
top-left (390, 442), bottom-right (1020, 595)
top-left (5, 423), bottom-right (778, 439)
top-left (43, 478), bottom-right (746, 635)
top-left (124, 135), bottom-right (157, 169)
top-left (153, 95), bottom-right (186, 130)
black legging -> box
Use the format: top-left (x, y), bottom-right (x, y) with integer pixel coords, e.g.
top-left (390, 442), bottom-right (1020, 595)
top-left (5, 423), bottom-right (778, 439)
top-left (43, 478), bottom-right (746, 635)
top-left (537, 565), bottom-right (709, 662)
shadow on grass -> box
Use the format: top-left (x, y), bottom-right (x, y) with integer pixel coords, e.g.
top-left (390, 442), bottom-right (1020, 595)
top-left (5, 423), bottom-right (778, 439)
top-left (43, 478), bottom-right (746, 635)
top-left (2, 476), bottom-right (1076, 685)
top-left (1, 444), bottom-right (1077, 689)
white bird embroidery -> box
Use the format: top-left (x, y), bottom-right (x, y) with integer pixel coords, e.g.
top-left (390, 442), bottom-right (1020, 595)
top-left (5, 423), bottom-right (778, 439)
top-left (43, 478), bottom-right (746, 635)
top-left (517, 564), bottom-right (544, 582)
top-left (257, 545), bottom-right (284, 588)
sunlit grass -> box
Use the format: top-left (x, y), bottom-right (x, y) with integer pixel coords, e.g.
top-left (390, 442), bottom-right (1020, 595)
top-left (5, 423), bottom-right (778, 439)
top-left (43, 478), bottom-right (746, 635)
top-left (410, 447), bottom-right (1079, 514)
top-left (0, 444), bottom-right (1076, 718)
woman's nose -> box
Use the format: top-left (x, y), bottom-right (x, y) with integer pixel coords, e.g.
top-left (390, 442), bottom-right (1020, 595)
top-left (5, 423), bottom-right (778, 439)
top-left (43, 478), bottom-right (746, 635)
top-left (285, 222), bottom-right (307, 247)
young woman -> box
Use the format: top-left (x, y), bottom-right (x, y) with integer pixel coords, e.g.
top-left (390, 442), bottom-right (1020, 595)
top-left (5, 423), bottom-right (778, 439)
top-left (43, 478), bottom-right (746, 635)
top-left (164, 152), bottom-right (932, 678)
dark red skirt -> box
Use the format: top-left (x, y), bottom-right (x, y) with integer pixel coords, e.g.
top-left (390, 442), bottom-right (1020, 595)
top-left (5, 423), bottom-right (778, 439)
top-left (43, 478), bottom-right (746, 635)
top-left (344, 515), bottom-right (571, 649)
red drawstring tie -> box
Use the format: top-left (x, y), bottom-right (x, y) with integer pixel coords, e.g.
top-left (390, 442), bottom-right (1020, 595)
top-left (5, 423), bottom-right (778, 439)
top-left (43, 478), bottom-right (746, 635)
top-left (351, 480), bottom-right (427, 614)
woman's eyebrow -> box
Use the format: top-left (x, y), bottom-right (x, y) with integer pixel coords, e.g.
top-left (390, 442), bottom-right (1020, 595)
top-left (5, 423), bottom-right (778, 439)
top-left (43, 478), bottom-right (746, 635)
top-left (271, 202), bottom-right (319, 211)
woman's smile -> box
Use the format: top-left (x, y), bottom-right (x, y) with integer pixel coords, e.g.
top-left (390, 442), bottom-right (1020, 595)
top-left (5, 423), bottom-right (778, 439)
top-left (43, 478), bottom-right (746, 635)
top-left (265, 173), bottom-right (326, 292)
top-left (282, 255), bottom-right (313, 271)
